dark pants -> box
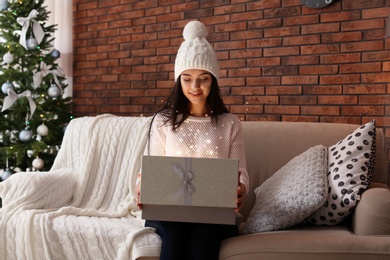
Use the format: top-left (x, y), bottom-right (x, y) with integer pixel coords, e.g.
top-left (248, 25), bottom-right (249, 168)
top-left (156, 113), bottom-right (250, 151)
top-left (145, 220), bottom-right (239, 260)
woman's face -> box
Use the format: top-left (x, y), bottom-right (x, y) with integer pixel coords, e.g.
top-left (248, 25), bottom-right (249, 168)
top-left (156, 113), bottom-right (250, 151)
top-left (180, 69), bottom-right (212, 114)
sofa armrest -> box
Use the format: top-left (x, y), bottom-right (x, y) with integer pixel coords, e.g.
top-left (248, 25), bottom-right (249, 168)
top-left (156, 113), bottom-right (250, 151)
top-left (352, 187), bottom-right (390, 236)
top-left (0, 169), bottom-right (77, 212)
top-left (370, 182), bottom-right (389, 189)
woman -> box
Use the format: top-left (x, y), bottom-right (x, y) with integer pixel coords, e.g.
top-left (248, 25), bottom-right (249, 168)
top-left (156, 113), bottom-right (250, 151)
top-left (136, 20), bottom-right (249, 260)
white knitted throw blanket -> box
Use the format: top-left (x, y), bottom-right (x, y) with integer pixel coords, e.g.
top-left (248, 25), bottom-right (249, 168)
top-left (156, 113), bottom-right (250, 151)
top-left (0, 115), bottom-right (161, 260)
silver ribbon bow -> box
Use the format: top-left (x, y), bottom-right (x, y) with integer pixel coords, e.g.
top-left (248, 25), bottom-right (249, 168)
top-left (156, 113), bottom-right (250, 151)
top-left (1, 89), bottom-right (36, 118)
top-left (17, 9), bottom-right (45, 50)
top-left (33, 61), bottom-right (65, 91)
top-left (172, 158), bottom-right (195, 205)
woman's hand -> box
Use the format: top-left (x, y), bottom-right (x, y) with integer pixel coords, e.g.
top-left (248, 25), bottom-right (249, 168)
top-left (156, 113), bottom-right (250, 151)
top-left (235, 171), bottom-right (246, 213)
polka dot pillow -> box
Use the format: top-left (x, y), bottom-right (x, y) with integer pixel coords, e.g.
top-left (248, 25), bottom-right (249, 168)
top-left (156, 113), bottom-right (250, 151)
top-left (306, 121), bottom-right (376, 225)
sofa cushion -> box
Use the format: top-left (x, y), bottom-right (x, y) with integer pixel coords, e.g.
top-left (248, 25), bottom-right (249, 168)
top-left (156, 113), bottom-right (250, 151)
top-left (220, 225), bottom-right (390, 260)
top-left (306, 121), bottom-right (376, 225)
top-left (242, 145), bottom-right (328, 234)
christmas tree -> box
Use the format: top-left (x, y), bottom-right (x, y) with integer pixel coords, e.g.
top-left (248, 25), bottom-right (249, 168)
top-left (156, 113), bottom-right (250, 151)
top-left (0, 0), bottom-right (72, 181)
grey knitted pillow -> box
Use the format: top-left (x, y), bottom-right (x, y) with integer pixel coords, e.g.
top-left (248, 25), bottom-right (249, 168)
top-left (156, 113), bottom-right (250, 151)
top-left (243, 145), bottom-right (328, 234)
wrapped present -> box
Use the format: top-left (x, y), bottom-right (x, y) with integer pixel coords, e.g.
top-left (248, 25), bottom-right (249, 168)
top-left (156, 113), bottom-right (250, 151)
top-left (140, 155), bottom-right (239, 225)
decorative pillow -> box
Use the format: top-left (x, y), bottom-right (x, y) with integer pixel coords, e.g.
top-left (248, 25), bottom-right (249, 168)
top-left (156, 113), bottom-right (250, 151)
top-left (242, 145), bottom-right (328, 234)
top-left (306, 121), bottom-right (376, 225)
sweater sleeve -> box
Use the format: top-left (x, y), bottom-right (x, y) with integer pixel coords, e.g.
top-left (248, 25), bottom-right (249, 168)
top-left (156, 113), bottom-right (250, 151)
top-left (229, 116), bottom-right (250, 193)
top-left (136, 114), bottom-right (167, 186)
top-left (147, 114), bottom-right (167, 156)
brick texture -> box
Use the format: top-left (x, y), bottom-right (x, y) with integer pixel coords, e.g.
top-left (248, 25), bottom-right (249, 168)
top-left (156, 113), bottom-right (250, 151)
top-left (73, 0), bottom-right (390, 138)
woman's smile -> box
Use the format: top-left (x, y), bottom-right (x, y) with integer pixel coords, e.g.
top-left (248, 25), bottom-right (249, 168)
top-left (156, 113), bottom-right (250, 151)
top-left (189, 91), bottom-right (203, 97)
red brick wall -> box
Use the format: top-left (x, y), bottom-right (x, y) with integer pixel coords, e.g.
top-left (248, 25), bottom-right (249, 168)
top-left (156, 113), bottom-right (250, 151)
top-left (73, 0), bottom-right (390, 132)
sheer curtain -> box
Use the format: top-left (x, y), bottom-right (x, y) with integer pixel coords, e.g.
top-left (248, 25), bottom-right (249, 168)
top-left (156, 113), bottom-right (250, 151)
top-left (46, 0), bottom-right (73, 97)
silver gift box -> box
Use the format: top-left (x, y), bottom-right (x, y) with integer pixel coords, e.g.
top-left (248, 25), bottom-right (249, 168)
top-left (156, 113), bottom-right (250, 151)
top-left (140, 155), bottom-right (239, 225)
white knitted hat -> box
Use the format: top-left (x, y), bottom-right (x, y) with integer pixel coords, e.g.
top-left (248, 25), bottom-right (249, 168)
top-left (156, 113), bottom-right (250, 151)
top-left (174, 21), bottom-right (219, 81)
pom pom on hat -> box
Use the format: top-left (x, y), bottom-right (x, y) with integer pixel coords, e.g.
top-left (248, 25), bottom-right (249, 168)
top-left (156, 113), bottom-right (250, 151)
top-left (174, 21), bottom-right (219, 81)
top-left (183, 21), bottom-right (208, 40)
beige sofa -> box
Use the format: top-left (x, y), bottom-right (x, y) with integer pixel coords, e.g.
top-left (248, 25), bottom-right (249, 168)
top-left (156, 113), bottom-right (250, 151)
top-left (1, 116), bottom-right (389, 259)
top-left (219, 121), bottom-right (390, 260)
top-left (139, 119), bottom-right (390, 259)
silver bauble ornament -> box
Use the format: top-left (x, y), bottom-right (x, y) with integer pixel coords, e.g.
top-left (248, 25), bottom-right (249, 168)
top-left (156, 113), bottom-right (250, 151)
top-left (32, 158), bottom-right (44, 170)
top-left (1, 81), bottom-right (14, 95)
top-left (37, 124), bottom-right (49, 136)
top-left (19, 129), bottom-right (33, 142)
top-left (51, 49), bottom-right (61, 59)
top-left (26, 37), bottom-right (38, 50)
top-left (1, 169), bottom-right (15, 181)
top-left (0, 0), bottom-right (8, 11)
top-left (48, 84), bottom-right (61, 98)
top-left (3, 53), bottom-right (14, 64)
